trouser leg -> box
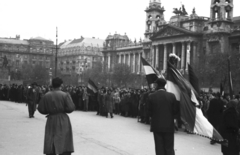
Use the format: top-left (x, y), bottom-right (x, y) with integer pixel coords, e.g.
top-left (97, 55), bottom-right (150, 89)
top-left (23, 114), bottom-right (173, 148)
top-left (86, 100), bottom-right (89, 111)
top-left (163, 132), bottom-right (175, 155)
top-left (153, 132), bottom-right (165, 155)
top-left (28, 104), bottom-right (32, 117)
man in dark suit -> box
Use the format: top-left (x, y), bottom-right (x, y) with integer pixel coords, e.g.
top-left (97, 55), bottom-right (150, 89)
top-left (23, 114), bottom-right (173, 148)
top-left (207, 93), bottom-right (225, 144)
top-left (26, 82), bottom-right (39, 118)
top-left (148, 78), bottom-right (178, 155)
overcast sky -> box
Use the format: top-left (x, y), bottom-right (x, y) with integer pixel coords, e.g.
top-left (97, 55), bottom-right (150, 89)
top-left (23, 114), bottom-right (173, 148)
top-left (1, 0), bottom-right (240, 44)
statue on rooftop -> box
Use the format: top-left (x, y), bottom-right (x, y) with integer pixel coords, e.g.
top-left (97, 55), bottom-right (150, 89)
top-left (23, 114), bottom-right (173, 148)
top-left (192, 7), bottom-right (196, 14)
top-left (1, 55), bottom-right (8, 69)
top-left (173, 4), bottom-right (188, 16)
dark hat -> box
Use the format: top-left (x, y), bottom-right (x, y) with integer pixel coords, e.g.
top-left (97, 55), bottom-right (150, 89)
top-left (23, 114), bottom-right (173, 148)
top-left (154, 78), bottom-right (167, 86)
top-left (31, 82), bottom-right (37, 86)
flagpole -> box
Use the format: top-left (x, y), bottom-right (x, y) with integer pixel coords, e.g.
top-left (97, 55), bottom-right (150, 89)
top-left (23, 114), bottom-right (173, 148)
top-left (55, 27), bottom-right (58, 77)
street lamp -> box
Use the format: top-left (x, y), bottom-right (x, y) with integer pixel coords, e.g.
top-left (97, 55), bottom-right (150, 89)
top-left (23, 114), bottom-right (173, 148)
top-left (55, 27), bottom-right (58, 77)
top-left (49, 68), bottom-right (52, 85)
top-left (82, 58), bottom-right (88, 85)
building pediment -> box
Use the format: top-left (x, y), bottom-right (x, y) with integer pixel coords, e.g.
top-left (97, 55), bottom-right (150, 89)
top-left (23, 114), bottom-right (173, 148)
top-left (151, 25), bottom-right (201, 40)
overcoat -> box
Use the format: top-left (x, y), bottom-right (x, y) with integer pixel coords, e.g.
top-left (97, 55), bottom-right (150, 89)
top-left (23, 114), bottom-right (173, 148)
top-left (105, 93), bottom-right (113, 113)
top-left (148, 90), bottom-right (178, 132)
top-left (220, 107), bottom-right (239, 155)
top-left (207, 98), bottom-right (225, 129)
top-left (38, 90), bottom-right (75, 154)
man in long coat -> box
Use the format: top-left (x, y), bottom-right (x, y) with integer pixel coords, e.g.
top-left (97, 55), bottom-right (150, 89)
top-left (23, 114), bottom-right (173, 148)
top-left (38, 77), bottom-right (75, 155)
top-left (220, 100), bottom-right (239, 155)
top-left (207, 93), bottom-right (225, 144)
top-left (26, 82), bottom-right (39, 118)
top-left (148, 78), bottom-right (178, 155)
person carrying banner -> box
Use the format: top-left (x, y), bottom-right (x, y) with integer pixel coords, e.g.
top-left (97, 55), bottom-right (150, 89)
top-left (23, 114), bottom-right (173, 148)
top-left (148, 78), bottom-right (178, 155)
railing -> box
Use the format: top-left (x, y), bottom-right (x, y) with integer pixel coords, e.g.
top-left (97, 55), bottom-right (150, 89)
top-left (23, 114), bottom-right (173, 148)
top-left (103, 43), bottom-right (143, 51)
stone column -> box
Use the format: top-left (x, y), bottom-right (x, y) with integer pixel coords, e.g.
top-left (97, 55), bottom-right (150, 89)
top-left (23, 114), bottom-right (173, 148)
top-left (172, 43), bottom-right (176, 54)
top-left (185, 42), bottom-right (191, 71)
top-left (118, 54), bottom-right (121, 63)
top-left (138, 53), bottom-right (141, 74)
top-left (155, 45), bottom-right (159, 69)
top-left (193, 42), bottom-right (197, 64)
top-left (151, 46), bottom-right (155, 66)
top-left (163, 44), bottom-right (167, 71)
top-left (108, 55), bottom-right (111, 71)
top-left (133, 53), bottom-right (136, 73)
top-left (128, 53), bottom-right (131, 67)
top-left (123, 54), bottom-right (126, 64)
top-left (181, 42), bottom-right (185, 69)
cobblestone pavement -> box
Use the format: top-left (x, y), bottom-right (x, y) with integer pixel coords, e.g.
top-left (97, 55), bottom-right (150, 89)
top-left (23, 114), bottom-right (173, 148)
top-left (0, 101), bottom-right (221, 155)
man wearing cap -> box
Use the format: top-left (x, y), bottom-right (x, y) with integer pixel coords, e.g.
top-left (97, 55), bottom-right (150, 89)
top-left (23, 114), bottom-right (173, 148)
top-left (148, 78), bottom-right (178, 155)
top-left (38, 77), bottom-right (75, 155)
top-left (26, 82), bottom-right (39, 118)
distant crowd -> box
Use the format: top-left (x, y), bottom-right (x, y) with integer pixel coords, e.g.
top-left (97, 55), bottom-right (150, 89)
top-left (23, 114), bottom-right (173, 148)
top-left (1, 83), bottom-right (240, 153)
top-left (0, 83), bottom-right (239, 124)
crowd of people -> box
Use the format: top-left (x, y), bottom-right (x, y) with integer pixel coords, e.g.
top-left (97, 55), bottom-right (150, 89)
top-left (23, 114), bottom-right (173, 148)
top-left (0, 82), bottom-right (240, 155)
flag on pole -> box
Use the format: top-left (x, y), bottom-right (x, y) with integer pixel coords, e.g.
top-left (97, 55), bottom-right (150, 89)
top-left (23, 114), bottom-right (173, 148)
top-left (141, 55), bottom-right (226, 144)
top-left (188, 64), bottom-right (200, 96)
top-left (228, 57), bottom-right (233, 99)
top-left (87, 79), bottom-right (98, 94)
top-left (166, 62), bottom-right (226, 144)
top-left (141, 57), bottom-right (164, 85)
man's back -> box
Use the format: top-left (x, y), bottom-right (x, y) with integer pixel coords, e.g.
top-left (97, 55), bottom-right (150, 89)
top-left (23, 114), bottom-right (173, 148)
top-left (148, 90), bottom-right (178, 133)
top-left (39, 90), bottom-right (75, 115)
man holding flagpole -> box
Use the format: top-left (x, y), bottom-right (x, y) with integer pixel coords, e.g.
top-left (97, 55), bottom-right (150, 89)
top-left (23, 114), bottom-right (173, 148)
top-left (148, 78), bottom-right (178, 155)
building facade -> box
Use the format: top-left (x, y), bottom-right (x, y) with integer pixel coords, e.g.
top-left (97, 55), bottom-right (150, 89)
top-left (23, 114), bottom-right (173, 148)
top-left (0, 36), bottom-right (55, 74)
top-left (102, 0), bottom-right (240, 75)
top-left (58, 37), bottom-right (104, 81)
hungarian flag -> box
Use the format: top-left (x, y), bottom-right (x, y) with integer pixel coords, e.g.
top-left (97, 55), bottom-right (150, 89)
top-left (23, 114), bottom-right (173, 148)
top-left (166, 62), bottom-right (226, 144)
top-left (87, 79), bottom-right (98, 94)
top-left (188, 64), bottom-right (200, 96)
top-left (141, 57), bottom-right (164, 85)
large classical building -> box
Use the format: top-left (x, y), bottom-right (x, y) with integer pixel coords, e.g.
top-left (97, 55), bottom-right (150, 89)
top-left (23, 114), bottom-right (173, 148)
top-left (102, 0), bottom-right (240, 76)
top-left (58, 37), bottom-right (104, 79)
top-left (0, 36), bottom-right (55, 73)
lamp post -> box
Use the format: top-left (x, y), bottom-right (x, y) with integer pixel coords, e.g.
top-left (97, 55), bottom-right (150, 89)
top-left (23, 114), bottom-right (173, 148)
top-left (49, 68), bottom-right (52, 85)
top-left (55, 27), bottom-right (58, 77)
top-left (82, 58), bottom-right (87, 85)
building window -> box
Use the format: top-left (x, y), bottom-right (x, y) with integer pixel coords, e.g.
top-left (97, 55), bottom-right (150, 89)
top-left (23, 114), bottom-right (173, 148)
top-left (16, 60), bottom-right (20, 65)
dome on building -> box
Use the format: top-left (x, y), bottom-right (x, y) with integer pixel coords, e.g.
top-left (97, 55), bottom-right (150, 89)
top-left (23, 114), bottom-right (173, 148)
top-left (30, 36), bottom-right (49, 41)
top-left (106, 33), bottom-right (129, 41)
